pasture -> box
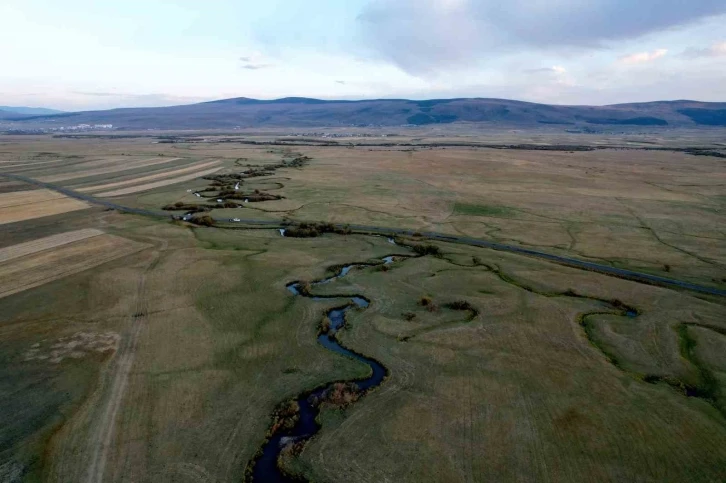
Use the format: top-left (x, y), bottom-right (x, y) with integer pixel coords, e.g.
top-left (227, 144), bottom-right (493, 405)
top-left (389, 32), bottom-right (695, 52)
top-left (0, 132), bottom-right (724, 482)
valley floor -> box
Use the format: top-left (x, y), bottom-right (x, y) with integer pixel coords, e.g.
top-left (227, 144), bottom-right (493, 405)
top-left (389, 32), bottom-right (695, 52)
top-left (1, 132), bottom-right (725, 482)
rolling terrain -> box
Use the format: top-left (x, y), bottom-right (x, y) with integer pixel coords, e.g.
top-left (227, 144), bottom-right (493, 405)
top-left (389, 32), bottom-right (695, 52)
top-left (4, 97), bottom-right (726, 130)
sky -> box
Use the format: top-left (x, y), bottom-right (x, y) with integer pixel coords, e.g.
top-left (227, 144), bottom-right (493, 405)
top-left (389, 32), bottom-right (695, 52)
top-left (1, 0), bottom-right (725, 111)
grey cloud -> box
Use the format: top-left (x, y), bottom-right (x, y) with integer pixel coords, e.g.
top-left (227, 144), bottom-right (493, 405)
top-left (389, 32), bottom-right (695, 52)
top-left (357, 0), bottom-right (726, 74)
top-left (241, 63), bottom-right (273, 70)
top-left (239, 55), bottom-right (273, 70)
top-left (681, 42), bottom-right (726, 58)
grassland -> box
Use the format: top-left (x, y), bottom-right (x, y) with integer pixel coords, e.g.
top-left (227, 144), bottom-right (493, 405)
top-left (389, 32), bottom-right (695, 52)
top-left (289, 241), bottom-right (726, 482)
top-left (0, 131), bottom-right (725, 482)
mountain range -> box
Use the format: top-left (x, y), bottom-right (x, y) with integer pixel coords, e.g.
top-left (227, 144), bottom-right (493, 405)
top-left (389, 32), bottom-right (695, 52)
top-left (2, 97), bottom-right (726, 129)
top-left (0, 106), bottom-right (65, 116)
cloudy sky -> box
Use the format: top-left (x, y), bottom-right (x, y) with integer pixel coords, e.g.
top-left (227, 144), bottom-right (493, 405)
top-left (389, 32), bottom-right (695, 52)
top-left (1, 0), bottom-right (725, 110)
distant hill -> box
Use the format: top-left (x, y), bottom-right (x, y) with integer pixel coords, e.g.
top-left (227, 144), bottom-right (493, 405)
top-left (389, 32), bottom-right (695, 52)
top-left (0, 109), bottom-right (26, 120)
top-left (5, 97), bottom-right (726, 130)
top-left (0, 106), bottom-right (65, 116)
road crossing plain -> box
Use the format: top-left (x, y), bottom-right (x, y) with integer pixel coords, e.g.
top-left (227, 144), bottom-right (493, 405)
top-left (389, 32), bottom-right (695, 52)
top-left (0, 131), bottom-right (724, 482)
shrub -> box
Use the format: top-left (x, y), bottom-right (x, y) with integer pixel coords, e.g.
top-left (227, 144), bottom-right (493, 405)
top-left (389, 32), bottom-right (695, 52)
top-left (189, 215), bottom-right (215, 226)
top-left (445, 300), bottom-right (475, 311)
top-left (284, 224), bottom-right (320, 238)
top-left (610, 298), bottom-right (625, 309)
top-left (297, 282), bottom-right (312, 296)
top-left (402, 312), bottom-right (416, 321)
top-left (320, 316), bottom-right (332, 334)
top-left (269, 400), bottom-right (300, 435)
top-left (314, 382), bottom-right (361, 408)
top-left (284, 222), bottom-right (351, 238)
top-left (412, 244), bottom-right (442, 256)
top-left (162, 203), bottom-right (211, 212)
top-left (221, 191), bottom-right (283, 202)
top-left (419, 296), bottom-right (433, 307)
top-left (327, 264), bottom-right (346, 274)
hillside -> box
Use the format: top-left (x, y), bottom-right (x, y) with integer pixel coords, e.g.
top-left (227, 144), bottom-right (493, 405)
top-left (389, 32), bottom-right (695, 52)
top-left (4, 97), bottom-right (726, 130)
top-left (0, 106), bottom-right (64, 116)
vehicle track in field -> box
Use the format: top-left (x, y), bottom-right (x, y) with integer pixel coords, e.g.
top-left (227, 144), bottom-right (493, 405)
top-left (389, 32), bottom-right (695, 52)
top-left (84, 236), bottom-right (167, 483)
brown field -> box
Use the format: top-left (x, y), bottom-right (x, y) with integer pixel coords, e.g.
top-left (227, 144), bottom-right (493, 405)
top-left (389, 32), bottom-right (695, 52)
top-left (37, 157), bottom-right (182, 183)
top-left (0, 228), bottom-right (104, 262)
top-left (77, 160), bottom-right (222, 193)
top-left (0, 180), bottom-right (31, 193)
top-left (95, 165), bottom-right (223, 197)
top-left (0, 158), bottom-right (69, 170)
top-left (0, 189), bottom-right (65, 208)
top-left (0, 189), bottom-right (90, 225)
top-left (3, 156), bottom-right (124, 174)
top-left (0, 232), bottom-right (149, 299)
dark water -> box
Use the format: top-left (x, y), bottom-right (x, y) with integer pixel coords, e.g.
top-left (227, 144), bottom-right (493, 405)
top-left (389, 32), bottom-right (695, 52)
top-left (251, 263), bottom-right (386, 482)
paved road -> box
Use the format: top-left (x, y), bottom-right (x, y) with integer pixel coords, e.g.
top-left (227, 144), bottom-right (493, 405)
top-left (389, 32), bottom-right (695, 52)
top-left (3, 172), bottom-right (724, 297)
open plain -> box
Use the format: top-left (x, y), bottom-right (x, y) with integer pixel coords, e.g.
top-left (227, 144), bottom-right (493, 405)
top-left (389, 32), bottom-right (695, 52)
top-left (1, 129), bottom-right (725, 482)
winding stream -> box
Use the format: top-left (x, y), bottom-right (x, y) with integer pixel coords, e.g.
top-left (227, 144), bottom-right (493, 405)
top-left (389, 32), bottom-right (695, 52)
top-left (250, 256), bottom-right (400, 482)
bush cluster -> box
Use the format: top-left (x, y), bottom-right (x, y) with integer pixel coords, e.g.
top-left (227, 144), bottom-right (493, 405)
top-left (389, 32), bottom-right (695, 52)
top-left (269, 400), bottom-right (300, 435)
top-left (419, 296), bottom-right (439, 312)
top-left (189, 215), bottom-right (215, 227)
top-left (412, 244), bottom-right (442, 256)
top-left (310, 382), bottom-right (361, 408)
top-left (284, 222), bottom-right (352, 238)
top-left (444, 300), bottom-right (475, 311)
top-left (162, 202), bottom-right (211, 212)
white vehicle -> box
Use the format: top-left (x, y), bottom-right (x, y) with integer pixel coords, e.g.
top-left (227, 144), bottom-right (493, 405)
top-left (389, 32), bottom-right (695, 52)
top-left (186, 189), bottom-right (192, 192)
top-left (217, 198), bottom-right (223, 203)
top-left (194, 192), bottom-right (201, 197)
top-left (232, 218), bottom-right (241, 222)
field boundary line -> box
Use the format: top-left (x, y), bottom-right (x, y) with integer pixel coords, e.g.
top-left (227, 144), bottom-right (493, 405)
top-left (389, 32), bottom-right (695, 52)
top-left (77, 160), bottom-right (221, 193)
top-left (0, 228), bottom-right (104, 262)
top-left (2, 172), bottom-right (723, 297)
